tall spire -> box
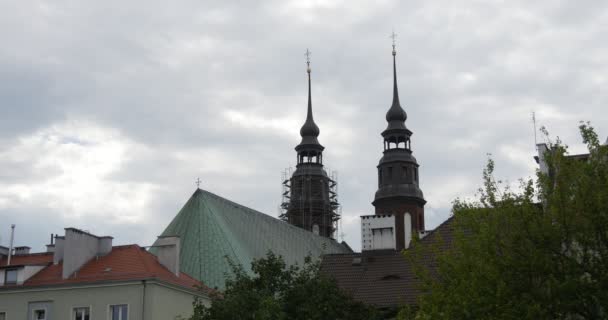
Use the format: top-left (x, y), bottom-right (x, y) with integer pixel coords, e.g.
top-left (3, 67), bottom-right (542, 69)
top-left (299, 49), bottom-right (320, 141)
top-left (373, 31), bottom-right (426, 247)
top-left (386, 32), bottom-right (407, 125)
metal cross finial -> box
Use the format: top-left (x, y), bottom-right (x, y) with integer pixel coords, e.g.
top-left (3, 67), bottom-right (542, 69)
top-left (195, 177), bottom-right (202, 188)
top-left (390, 30), bottom-right (397, 53)
top-left (305, 48), bottom-right (312, 73)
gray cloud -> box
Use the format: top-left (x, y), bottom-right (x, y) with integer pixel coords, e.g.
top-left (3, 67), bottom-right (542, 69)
top-left (1, 0), bottom-right (608, 252)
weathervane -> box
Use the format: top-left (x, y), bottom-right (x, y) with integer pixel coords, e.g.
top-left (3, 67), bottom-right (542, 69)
top-left (305, 48), bottom-right (311, 73)
top-left (390, 30), bottom-right (397, 55)
top-left (195, 177), bottom-right (202, 188)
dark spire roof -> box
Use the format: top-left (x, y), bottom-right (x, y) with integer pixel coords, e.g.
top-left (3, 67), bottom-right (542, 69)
top-left (384, 44), bottom-right (408, 131)
top-left (297, 50), bottom-right (322, 149)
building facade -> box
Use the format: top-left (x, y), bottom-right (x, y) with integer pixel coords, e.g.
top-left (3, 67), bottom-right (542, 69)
top-left (0, 228), bottom-right (210, 320)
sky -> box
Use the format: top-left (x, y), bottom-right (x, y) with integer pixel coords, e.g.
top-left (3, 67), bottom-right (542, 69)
top-left (1, 0), bottom-right (607, 252)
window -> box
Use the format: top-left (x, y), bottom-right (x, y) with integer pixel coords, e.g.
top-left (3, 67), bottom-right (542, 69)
top-left (33, 309), bottom-right (46, 320)
top-left (110, 305), bottom-right (128, 320)
top-left (4, 268), bottom-right (18, 284)
top-left (0, 312), bottom-right (6, 320)
top-left (73, 307), bottom-right (90, 320)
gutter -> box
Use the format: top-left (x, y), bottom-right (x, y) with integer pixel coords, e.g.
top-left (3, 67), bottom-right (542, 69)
top-left (142, 280), bottom-right (146, 320)
top-left (0, 277), bottom-right (207, 297)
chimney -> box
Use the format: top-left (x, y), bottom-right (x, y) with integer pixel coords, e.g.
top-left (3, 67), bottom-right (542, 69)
top-left (98, 236), bottom-right (113, 256)
top-left (61, 228), bottom-right (113, 279)
top-left (46, 234), bottom-right (55, 252)
top-left (153, 236), bottom-right (180, 276)
top-left (53, 236), bottom-right (65, 264)
top-left (45, 233), bottom-right (55, 253)
top-left (7, 224), bottom-right (15, 265)
top-left (536, 143), bottom-right (550, 175)
top-left (13, 246), bottom-right (31, 255)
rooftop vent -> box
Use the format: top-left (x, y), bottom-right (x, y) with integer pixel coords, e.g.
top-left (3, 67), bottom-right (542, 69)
top-left (14, 246), bottom-right (31, 255)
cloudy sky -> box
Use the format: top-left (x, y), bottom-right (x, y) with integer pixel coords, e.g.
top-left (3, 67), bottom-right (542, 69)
top-left (1, 1), bottom-right (607, 252)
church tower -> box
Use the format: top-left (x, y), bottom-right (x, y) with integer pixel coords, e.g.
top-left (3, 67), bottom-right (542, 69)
top-left (280, 51), bottom-right (340, 238)
top-left (372, 39), bottom-right (426, 249)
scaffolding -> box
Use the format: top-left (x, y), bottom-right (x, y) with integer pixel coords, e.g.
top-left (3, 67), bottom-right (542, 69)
top-left (280, 167), bottom-right (341, 239)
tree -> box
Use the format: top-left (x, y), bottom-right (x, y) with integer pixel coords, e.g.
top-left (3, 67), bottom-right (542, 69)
top-left (405, 123), bottom-right (608, 319)
top-left (186, 252), bottom-right (378, 320)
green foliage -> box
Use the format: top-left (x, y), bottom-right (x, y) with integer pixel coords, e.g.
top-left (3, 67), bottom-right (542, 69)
top-left (407, 123), bottom-right (608, 319)
top-left (186, 252), bottom-right (379, 320)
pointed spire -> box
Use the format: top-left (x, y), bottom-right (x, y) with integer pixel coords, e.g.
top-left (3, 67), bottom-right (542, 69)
top-left (300, 49), bottom-right (320, 139)
top-left (386, 32), bottom-right (407, 124)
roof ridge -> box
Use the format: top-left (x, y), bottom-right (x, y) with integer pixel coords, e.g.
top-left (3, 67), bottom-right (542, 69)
top-left (112, 244), bottom-right (139, 249)
top-left (9, 252), bottom-right (53, 257)
top-left (199, 189), bottom-right (274, 220)
top-left (134, 245), bottom-right (157, 276)
top-left (199, 188), bottom-right (346, 244)
top-left (418, 215), bottom-right (455, 245)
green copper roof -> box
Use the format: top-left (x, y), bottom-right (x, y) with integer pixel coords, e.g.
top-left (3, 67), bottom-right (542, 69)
top-left (151, 188), bottom-right (351, 289)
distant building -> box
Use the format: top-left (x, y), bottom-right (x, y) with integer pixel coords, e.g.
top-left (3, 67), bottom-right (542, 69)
top-left (280, 57), bottom-right (341, 238)
top-left (0, 228), bottom-right (210, 320)
top-left (535, 137), bottom-right (608, 176)
top-left (151, 188), bottom-right (351, 290)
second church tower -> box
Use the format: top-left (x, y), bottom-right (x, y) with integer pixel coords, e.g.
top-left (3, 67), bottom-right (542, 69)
top-left (372, 42), bottom-right (426, 249)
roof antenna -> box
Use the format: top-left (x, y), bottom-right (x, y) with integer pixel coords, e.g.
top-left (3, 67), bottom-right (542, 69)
top-left (532, 112), bottom-right (538, 149)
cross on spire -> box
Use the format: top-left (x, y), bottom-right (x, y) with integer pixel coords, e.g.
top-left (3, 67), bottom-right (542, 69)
top-left (305, 48), bottom-right (311, 73)
top-left (195, 177), bottom-right (202, 188)
top-left (390, 30), bottom-right (397, 55)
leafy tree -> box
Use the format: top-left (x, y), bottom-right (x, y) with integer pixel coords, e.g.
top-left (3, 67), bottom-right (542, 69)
top-left (185, 252), bottom-right (379, 320)
top-left (405, 123), bottom-right (608, 319)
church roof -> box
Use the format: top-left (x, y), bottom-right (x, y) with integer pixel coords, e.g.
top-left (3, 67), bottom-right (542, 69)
top-left (152, 188), bottom-right (351, 290)
top-left (321, 216), bottom-right (456, 308)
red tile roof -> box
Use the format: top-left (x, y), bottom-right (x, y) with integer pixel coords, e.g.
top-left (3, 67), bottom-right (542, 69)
top-left (0, 252), bottom-right (53, 267)
top-left (2, 245), bottom-right (212, 295)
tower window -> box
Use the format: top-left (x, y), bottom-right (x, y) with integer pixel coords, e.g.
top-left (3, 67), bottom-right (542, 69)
top-left (387, 167), bottom-right (393, 182)
top-left (378, 168), bottom-right (383, 186)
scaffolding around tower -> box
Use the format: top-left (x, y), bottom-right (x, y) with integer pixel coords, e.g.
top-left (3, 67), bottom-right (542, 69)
top-left (279, 167), bottom-right (341, 239)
